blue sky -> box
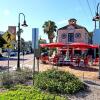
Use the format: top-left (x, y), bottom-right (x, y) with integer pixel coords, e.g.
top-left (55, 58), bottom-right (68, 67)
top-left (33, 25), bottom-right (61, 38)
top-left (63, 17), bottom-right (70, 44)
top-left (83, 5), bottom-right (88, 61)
top-left (0, 0), bottom-right (99, 42)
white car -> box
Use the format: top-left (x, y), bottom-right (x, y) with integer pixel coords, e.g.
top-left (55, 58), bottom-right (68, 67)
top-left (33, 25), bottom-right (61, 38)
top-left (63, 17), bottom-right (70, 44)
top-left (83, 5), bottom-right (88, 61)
top-left (10, 52), bottom-right (17, 56)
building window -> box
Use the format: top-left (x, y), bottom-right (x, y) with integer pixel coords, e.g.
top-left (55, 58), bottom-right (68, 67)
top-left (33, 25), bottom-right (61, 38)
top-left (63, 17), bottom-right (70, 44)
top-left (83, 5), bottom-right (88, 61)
top-left (61, 33), bottom-right (67, 39)
top-left (68, 33), bottom-right (74, 42)
top-left (75, 33), bottom-right (81, 38)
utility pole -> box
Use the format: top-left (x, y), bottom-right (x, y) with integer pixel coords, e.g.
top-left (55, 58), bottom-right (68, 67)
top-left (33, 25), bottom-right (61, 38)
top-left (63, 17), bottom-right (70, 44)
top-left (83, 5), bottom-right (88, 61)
top-left (93, 3), bottom-right (100, 78)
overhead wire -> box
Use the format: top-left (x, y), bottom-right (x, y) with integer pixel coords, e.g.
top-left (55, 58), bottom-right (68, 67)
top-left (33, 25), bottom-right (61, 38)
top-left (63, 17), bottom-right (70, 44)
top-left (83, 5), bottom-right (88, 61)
top-left (86, 0), bottom-right (94, 17)
top-left (93, 0), bottom-right (98, 14)
top-left (77, 0), bottom-right (92, 21)
top-left (77, 0), bottom-right (96, 31)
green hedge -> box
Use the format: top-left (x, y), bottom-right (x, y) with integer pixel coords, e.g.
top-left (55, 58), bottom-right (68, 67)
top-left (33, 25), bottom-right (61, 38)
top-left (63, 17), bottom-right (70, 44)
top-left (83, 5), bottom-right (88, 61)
top-left (34, 69), bottom-right (85, 94)
top-left (0, 85), bottom-right (66, 100)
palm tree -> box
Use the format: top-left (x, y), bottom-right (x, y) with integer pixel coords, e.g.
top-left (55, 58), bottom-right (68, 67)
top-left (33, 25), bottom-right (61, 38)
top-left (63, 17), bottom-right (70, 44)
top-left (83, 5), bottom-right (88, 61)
top-left (42, 20), bottom-right (57, 43)
top-left (39, 37), bottom-right (47, 44)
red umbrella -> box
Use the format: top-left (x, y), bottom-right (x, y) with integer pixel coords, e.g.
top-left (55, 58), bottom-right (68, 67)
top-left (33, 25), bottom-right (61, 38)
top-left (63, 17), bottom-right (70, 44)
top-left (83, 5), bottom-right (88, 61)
top-left (40, 44), bottom-right (48, 48)
top-left (68, 42), bottom-right (90, 49)
top-left (40, 42), bottom-right (66, 48)
top-left (89, 44), bottom-right (99, 49)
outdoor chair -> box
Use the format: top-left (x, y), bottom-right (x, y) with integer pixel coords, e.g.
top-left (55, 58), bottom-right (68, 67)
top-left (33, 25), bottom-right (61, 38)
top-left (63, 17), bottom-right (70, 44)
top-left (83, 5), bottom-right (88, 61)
top-left (83, 57), bottom-right (89, 67)
top-left (70, 57), bottom-right (75, 66)
top-left (93, 58), bottom-right (99, 66)
top-left (58, 55), bottom-right (65, 66)
top-left (75, 58), bottom-right (81, 67)
top-left (41, 56), bottom-right (49, 64)
top-left (53, 57), bottom-right (58, 65)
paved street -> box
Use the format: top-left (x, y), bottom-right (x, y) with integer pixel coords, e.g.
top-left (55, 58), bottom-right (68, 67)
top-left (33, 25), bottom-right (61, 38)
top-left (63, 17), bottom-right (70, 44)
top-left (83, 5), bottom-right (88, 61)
top-left (1, 54), bottom-right (100, 99)
top-left (0, 54), bottom-right (33, 71)
top-left (0, 54), bottom-right (99, 79)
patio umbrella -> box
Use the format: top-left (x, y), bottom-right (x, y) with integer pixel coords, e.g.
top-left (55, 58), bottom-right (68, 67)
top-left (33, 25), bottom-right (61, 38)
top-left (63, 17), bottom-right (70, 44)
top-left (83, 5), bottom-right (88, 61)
top-left (40, 42), bottom-right (66, 48)
top-left (68, 42), bottom-right (90, 49)
top-left (89, 44), bottom-right (99, 49)
top-left (40, 44), bottom-right (48, 48)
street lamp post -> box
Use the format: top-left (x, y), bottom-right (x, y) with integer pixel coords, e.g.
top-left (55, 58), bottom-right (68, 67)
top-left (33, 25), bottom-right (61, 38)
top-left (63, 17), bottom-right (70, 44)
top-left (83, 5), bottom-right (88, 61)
top-left (93, 3), bottom-right (100, 29)
top-left (17, 13), bottom-right (28, 70)
top-left (93, 3), bottom-right (100, 78)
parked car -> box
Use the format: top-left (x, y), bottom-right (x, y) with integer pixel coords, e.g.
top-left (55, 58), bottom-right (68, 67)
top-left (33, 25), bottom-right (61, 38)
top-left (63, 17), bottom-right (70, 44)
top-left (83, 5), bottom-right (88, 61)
top-left (26, 51), bottom-right (31, 54)
top-left (10, 52), bottom-right (17, 56)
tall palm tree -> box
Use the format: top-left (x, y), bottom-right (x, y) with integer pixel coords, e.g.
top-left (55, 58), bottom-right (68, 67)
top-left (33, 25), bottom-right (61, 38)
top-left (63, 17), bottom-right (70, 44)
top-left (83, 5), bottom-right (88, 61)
top-left (42, 20), bottom-right (57, 43)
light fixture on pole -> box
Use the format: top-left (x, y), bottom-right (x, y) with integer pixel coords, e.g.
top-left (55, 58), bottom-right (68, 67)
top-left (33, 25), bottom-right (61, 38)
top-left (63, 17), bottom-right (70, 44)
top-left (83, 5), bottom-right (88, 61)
top-left (93, 3), bottom-right (100, 28)
top-left (93, 3), bottom-right (100, 79)
top-left (17, 13), bottom-right (28, 70)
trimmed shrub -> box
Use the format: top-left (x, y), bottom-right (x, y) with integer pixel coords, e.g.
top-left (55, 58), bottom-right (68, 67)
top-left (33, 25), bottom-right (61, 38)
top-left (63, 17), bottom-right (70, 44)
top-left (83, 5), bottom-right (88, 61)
top-left (0, 85), bottom-right (66, 100)
top-left (34, 69), bottom-right (85, 94)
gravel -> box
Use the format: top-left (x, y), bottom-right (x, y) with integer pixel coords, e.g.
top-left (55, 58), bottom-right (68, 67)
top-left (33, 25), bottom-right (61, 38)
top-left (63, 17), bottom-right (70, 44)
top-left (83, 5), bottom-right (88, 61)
top-left (67, 79), bottom-right (100, 100)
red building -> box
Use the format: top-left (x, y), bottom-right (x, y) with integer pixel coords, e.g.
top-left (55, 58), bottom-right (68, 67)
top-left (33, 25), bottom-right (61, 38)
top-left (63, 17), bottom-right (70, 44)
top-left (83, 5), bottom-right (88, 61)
top-left (57, 18), bottom-right (89, 44)
top-left (57, 18), bottom-right (91, 56)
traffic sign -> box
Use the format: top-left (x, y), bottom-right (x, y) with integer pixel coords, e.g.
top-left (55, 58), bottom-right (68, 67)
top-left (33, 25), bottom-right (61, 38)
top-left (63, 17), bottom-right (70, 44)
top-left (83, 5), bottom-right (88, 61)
top-left (4, 43), bottom-right (14, 49)
top-left (2, 31), bottom-right (15, 43)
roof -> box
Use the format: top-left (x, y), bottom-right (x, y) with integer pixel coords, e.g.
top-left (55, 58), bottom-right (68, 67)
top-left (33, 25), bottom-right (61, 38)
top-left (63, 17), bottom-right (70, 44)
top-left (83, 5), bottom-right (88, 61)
top-left (68, 18), bottom-right (77, 21)
top-left (58, 24), bottom-right (89, 33)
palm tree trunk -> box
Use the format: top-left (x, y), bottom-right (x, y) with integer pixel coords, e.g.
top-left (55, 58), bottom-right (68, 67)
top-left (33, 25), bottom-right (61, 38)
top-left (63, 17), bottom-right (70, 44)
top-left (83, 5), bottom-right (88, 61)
top-left (49, 39), bottom-right (53, 43)
top-left (49, 39), bottom-right (53, 56)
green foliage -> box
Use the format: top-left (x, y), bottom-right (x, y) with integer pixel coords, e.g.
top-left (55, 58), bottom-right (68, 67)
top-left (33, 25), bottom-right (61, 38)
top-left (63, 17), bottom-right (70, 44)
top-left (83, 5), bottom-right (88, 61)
top-left (0, 85), bottom-right (66, 100)
top-left (40, 47), bottom-right (49, 54)
top-left (34, 69), bottom-right (85, 94)
top-left (42, 20), bottom-right (57, 43)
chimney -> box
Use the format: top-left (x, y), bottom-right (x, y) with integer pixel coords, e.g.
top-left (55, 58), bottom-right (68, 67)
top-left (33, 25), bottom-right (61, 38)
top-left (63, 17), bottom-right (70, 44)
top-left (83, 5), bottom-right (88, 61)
top-left (68, 18), bottom-right (77, 25)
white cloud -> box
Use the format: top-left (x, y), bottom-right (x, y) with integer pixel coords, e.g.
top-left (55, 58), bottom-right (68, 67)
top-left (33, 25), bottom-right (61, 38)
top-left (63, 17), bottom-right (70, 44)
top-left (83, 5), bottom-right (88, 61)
top-left (3, 9), bottom-right (10, 16)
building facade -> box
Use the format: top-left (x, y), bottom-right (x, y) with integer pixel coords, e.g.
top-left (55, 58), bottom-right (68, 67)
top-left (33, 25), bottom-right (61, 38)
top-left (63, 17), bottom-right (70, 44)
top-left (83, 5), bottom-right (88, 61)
top-left (57, 19), bottom-right (89, 44)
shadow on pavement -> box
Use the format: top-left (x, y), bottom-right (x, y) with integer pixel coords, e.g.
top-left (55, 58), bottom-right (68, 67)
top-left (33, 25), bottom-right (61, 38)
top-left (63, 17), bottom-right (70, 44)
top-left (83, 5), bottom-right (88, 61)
top-left (0, 57), bottom-right (27, 61)
top-left (84, 80), bottom-right (100, 86)
top-left (69, 65), bottom-right (98, 72)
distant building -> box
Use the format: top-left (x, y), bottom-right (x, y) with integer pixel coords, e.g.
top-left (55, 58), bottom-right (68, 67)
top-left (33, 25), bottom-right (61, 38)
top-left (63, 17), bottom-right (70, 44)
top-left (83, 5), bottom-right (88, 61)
top-left (0, 31), bottom-right (4, 35)
top-left (57, 18), bottom-right (90, 44)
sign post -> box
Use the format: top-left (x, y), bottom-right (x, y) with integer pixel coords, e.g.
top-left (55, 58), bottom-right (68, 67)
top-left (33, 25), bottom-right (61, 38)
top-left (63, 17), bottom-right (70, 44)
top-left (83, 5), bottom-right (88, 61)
top-left (93, 29), bottom-right (100, 78)
top-left (2, 31), bottom-right (15, 73)
top-left (32, 28), bottom-right (39, 85)
top-left (7, 48), bottom-right (10, 73)
top-left (99, 45), bottom-right (100, 78)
